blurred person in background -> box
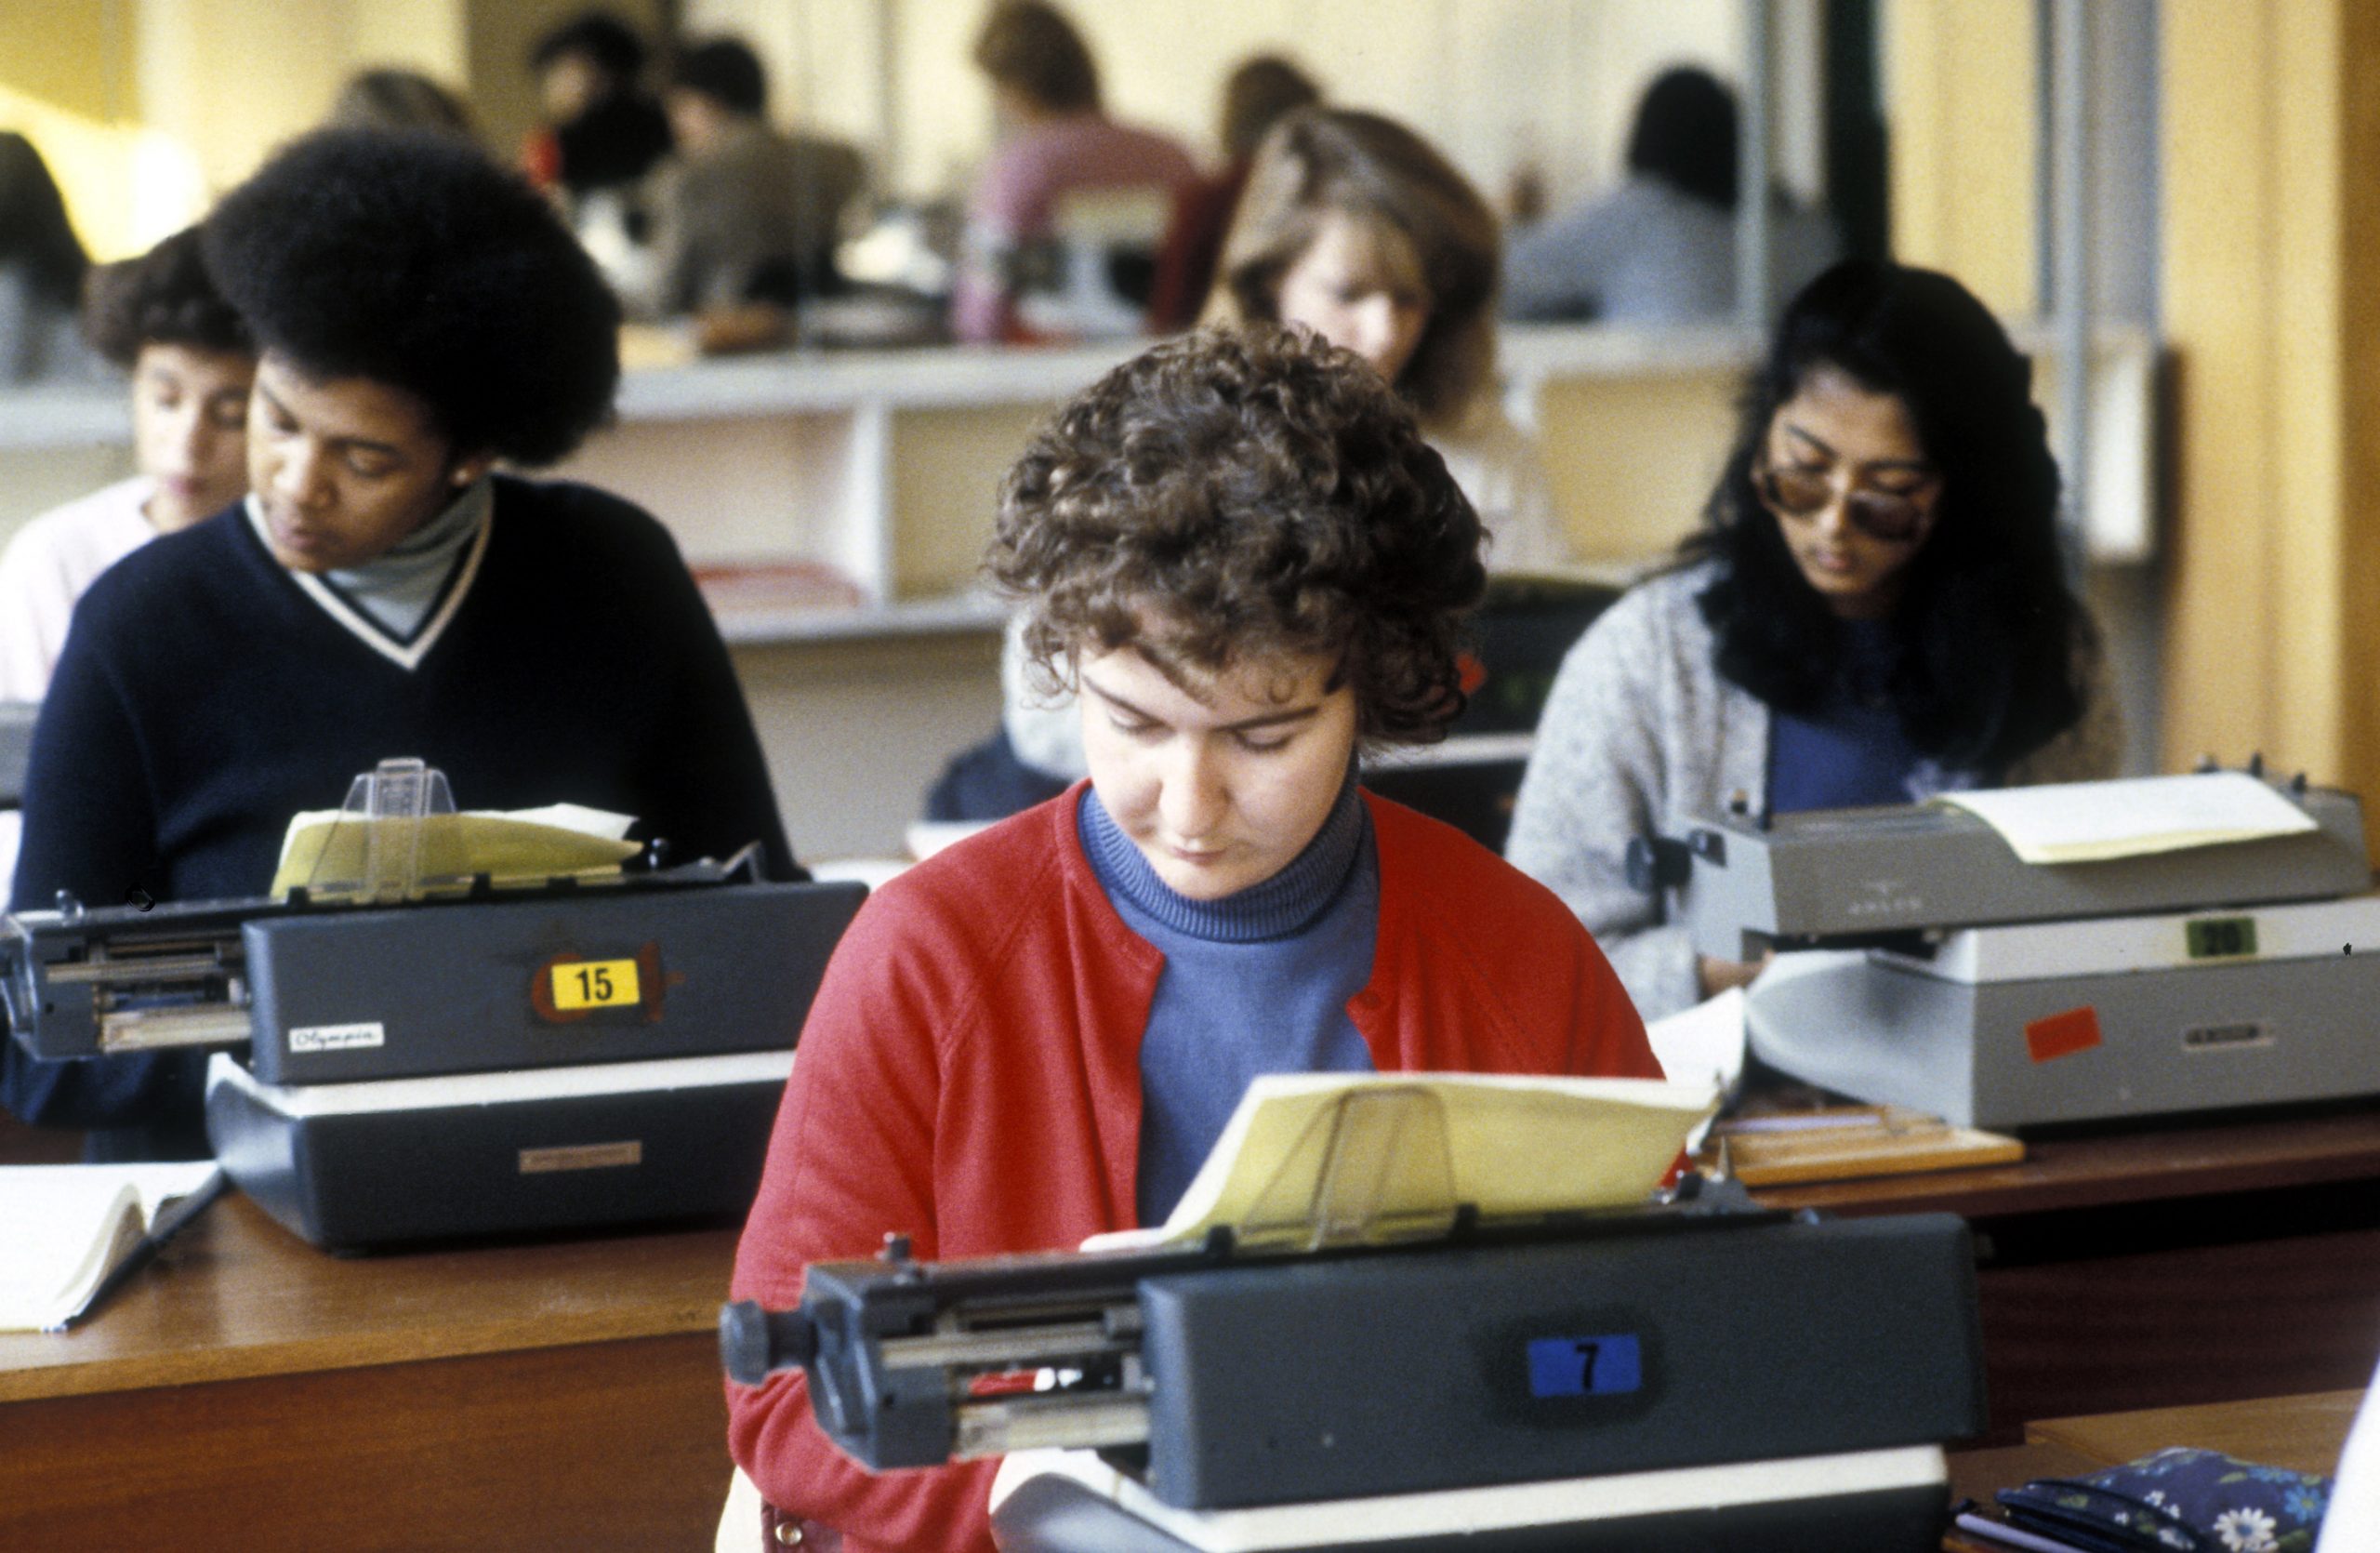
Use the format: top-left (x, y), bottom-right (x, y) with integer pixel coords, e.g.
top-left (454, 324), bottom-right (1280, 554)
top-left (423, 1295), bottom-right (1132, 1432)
top-left (1503, 65), bottom-right (1839, 325)
top-left (644, 35), bottom-right (866, 350)
top-left (0, 226), bottom-right (257, 895)
top-left (993, 106), bottom-right (1567, 801)
top-left (0, 131), bottom-right (108, 386)
top-left (1145, 53), bottom-right (1322, 331)
top-left (0, 227), bottom-right (257, 703)
top-left (326, 67), bottom-right (478, 142)
top-left (1208, 107), bottom-right (1566, 572)
top-left (951, 0), bottom-right (1197, 343)
top-left (522, 10), bottom-right (673, 298)
top-left (522, 10), bottom-right (672, 199)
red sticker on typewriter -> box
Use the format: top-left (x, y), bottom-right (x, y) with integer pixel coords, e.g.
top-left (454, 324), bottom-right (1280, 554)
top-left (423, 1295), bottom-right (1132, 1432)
top-left (2025, 1006), bottom-right (2103, 1063)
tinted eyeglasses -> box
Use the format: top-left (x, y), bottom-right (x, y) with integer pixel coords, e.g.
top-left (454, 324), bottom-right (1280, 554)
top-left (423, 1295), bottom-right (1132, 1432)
top-left (1753, 458), bottom-right (1937, 544)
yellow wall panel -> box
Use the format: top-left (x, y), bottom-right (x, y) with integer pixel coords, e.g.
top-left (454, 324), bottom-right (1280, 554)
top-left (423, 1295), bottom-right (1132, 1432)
top-left (2268, 3), bottom-right (2346, 772)
top-left (1884, 0), bottom-right (2037, 319)
top-left (2161, 0), bottom-right (2380, 843)
top-left (1536, 372), bottom-right (1739, 563)
top-left (0, 0), bottom-right (136, 121)
top-left (2343, 4), bottom-right (2380, 802)
top-left (2161, 0), bottom-right (2281, 772)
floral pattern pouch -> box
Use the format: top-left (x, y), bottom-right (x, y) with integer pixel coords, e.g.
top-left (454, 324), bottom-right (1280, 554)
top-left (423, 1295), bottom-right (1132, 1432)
top-left (1999, 1448), bottom-right (2334, 1553)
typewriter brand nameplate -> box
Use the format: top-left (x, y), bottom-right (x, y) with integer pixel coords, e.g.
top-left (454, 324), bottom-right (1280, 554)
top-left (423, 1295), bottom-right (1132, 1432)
top-left (518, 1139), bottom-right (643, 1174)
top-left (550, 958), bottom-right (642, 1011)
top-left (287, 1021), bottom-right (386, 1054)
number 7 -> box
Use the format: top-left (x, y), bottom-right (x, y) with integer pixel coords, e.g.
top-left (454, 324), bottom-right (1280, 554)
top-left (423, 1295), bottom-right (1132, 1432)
top-left (1573, 1341), bottom-right (1599, 1389)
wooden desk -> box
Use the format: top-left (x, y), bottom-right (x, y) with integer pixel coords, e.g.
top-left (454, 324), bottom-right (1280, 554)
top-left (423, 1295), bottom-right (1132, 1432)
top-left (0, 1193), bottom-right (740, 1553)
top-left (5, 1108), bottom-right (2373, 1547)
top-left (2026, 1389), bottom-right (2364, 1478)
top-left (0, 1110), bottom-right (80, 1163)
top-left (1947, 1390), bottom-right (2362, 1550)
top-left (1752, 1103), bottom-right (2380, 1440)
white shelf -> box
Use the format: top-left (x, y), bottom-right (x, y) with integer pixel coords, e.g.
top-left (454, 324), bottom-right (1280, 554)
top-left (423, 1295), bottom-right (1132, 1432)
top-left (615, 328), bottom-right (1787, 423)
top-left (0, 387), bottom-right (129, 449)
top-left (711, 589), bottom-right (1006, 646)
top-left (612, 340), bottom-right (1144, 419)
top-left (0, 323), bottom-right (2164, 639)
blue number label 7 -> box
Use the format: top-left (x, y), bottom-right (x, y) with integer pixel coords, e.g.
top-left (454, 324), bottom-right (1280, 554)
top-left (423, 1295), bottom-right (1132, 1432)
top-left (1527, 1333), bottom-right (1643, 1399)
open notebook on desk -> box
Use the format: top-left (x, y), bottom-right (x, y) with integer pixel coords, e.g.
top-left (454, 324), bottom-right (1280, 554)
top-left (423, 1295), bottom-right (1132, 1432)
top-left (0, 1161), bottom-right (223, 1332)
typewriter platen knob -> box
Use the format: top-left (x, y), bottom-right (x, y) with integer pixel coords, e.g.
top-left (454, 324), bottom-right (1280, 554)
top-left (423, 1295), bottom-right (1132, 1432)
top-left (1624, 836), bottom-right (1692, 895)
top-left (720, 1298), bottom-right (816, 1386)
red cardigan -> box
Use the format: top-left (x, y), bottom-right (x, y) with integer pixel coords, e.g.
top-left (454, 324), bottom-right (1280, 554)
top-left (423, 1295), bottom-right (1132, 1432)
top-left (727, 785), bottom-right (1659, 1552)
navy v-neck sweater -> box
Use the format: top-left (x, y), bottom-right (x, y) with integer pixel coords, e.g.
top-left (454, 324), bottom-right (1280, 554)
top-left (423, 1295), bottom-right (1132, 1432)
top-left (6, 474), bottom-right (796, 1158)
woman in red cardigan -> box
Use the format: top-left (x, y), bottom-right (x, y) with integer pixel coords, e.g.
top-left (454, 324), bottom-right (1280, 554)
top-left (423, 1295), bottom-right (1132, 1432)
top-left (727, 324), bottom-right (1661, 1551)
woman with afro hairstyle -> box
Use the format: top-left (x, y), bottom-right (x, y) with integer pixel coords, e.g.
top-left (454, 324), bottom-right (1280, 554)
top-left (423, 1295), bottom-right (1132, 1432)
top-left (7, 128), bottom-right (796, 1161)
top-left (1505, 259), bottom-right (2122, 1021)
top-left (725, 325), bottom-right (1659, 1552)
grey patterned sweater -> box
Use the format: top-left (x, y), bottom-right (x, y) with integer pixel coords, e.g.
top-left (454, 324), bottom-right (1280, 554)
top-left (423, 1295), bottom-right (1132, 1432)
top-left (1504, 562), bottom-right (2124, 1021)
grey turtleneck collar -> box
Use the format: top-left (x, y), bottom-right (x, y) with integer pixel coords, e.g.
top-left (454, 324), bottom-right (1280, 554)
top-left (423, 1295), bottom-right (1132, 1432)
top-left (246, 476), bottom-right (495, 664)
top-left (321, 475), bottom-right (493, 642)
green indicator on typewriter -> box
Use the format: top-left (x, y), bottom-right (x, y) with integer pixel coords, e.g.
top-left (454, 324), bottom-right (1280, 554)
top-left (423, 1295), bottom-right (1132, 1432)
top-left (2185, 917), bottom-right (2258, 961)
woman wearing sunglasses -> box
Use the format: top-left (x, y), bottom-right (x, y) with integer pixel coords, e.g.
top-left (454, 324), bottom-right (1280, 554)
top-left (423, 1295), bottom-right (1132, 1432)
top-left (1506, 259), bottom-right (2121, 1020)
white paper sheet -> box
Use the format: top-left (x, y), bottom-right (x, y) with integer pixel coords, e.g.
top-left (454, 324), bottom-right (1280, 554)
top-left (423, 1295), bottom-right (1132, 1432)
top-left (1937, 772), bottom-right (2317, 864)
top-left (1645, 988), bottom-right (1748, 1155)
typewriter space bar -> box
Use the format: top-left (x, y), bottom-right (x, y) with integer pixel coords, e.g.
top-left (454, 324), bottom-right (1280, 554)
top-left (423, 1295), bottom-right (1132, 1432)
top-left (955, 1394), bottom-right (1152, 1458)
top-left (99, 1005), bottom-right (256, 1051)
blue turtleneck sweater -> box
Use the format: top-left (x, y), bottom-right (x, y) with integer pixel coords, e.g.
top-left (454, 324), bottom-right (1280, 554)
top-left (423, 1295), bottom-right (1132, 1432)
top-left (1078, 772), bottom-right (1380, 1227)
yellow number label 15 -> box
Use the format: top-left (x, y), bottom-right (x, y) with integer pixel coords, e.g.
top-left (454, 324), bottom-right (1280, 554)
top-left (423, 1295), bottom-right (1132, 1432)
top-left (552, 958), bottom-right (641, 1012)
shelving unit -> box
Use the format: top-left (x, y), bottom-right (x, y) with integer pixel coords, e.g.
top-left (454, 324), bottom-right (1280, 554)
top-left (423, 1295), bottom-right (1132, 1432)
top-left (0, 324), bottom-right (2161, 858)
top-left (550, 321), bottom-right (2158, 648)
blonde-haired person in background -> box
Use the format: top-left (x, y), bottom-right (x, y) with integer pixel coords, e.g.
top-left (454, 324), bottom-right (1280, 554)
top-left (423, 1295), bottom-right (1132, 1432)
top-left (1145, 53), bottom-right (1323, 330)
top-left (1207, 106), bottom-right (1565, 571)
top-left (994, 106), bottom-right (1569, 791)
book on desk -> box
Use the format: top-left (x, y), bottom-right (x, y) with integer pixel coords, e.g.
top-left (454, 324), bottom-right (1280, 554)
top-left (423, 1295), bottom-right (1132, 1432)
top-left (0, 1161), bottom-right (223, 1331)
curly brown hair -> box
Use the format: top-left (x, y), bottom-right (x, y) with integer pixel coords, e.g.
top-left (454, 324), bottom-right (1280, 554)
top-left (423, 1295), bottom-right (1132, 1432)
top-left (83, 226), bottom-right (254, 368)
top-left (988, 325), bottom-right (1487, 743)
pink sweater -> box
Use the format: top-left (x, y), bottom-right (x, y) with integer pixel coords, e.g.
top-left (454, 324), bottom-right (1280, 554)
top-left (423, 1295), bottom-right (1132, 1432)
top-left (952, 113), bottom-right (1198, 342)
top-left (727, 785), bottom-right (1659, 1550)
